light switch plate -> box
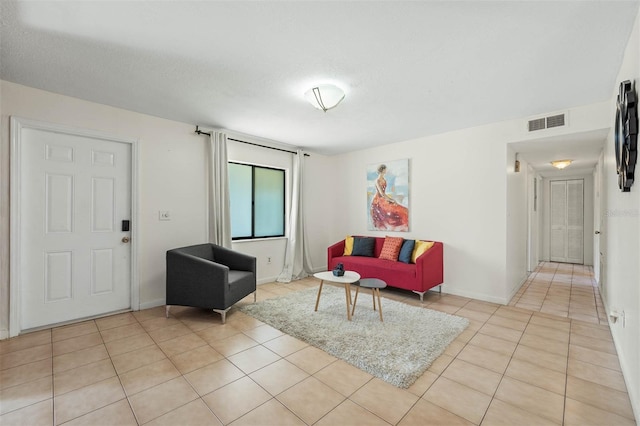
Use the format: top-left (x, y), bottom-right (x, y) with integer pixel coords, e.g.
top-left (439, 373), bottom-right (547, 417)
top-left (159, 210), bottom-right (171, 221)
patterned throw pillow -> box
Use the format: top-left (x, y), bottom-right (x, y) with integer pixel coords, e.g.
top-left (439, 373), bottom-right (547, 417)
top-left (411, 240), bottom-right (435, 263)
top-left (379, 236), bottom-right (404, 261)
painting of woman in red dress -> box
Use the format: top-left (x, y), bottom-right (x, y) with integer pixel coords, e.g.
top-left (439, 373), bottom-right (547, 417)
top-left (369, 162), bottom-right (409, 231)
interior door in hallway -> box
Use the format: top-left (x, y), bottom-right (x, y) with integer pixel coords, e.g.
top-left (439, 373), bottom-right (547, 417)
top-left (550, 179), bottom-right (584, 264)
top-left (18, 125), bottom-right (132, 331)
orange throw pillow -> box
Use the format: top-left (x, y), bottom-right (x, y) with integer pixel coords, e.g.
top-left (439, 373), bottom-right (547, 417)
top-left (379, 236), bottom-right (404, 261)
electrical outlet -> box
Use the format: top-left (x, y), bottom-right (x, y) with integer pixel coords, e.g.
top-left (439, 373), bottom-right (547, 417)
top-left (267, 257), bottom-right (272, 264)
top-left (159, 211), bottom-right (171, 221)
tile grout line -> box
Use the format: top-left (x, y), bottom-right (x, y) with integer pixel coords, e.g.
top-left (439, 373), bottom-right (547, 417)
top-left (475, 307), bottom-right (535, 426)
top-left (155, 311), bottom-right (231, 426)
top-left (169, 310), bottom-right (316, 425)
top-left (2, 264), bottom-right (630, 425)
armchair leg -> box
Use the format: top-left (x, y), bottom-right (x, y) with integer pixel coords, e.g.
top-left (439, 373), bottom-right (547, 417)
top-left (165, 305), bottom-right (170, 318)
top-left (212, 307), bottom-right (231, 324)
top-left (412, 291), bottom-right (426, 303)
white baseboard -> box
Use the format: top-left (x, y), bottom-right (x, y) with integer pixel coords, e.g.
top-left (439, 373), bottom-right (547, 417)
top-left (443, 286), bottom-right (509, 305)
top-left (506, 275), bottom-right (529, 304)
top-left (600, 291), bottom-right (639, 422)
top-left (259, 268), bottom-right (326, 284)
top-left (139, 298), bottom-right (165, 310)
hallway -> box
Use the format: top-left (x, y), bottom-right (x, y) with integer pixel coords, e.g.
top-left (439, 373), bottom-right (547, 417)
top-left (509, 262), bottom-right (607, 325)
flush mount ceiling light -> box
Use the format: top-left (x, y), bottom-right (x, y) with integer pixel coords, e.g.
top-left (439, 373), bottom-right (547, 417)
top-left (304, 84), bottom-right (345, 112)
top-left (551, 159), bottom-right (572, 169)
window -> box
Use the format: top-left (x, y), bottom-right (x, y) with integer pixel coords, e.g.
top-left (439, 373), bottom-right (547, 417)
top-left (228, 162), bottom-right (285, 239)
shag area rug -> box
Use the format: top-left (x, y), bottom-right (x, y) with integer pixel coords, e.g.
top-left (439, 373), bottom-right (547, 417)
top-left (240, 285), bottom-right (469, 388)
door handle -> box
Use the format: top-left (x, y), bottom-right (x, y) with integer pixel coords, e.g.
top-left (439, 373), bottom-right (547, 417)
top-left (122, 237), bottom-right (130, 243)
top-left (595, 231), bottom-right (600, 235)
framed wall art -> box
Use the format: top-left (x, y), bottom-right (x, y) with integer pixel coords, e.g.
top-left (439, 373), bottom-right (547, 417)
top-left (367, 159), bottom-right (409, 232)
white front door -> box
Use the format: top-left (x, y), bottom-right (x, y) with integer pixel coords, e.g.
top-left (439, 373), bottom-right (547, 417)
top-left (550, 179), bottom-right (584, 264)
top-left (16, 122), bottom-right (133, 331)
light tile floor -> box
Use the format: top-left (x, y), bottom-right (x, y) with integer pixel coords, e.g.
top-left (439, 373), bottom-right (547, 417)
top-left (0, 262), bottom-right (636, 425)
top-left (509, 262), bottom-right (608, 324)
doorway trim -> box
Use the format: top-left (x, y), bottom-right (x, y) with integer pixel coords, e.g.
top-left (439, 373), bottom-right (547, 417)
top-left (9, 117), bottom-right (140, 337)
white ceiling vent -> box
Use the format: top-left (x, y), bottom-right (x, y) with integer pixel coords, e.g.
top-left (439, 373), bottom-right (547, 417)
top-left (528, 118), bottom-right (546, 132)
top-left (527, 112), bottom-right (568, 132)
top-left (546, 113), bottom-right (565, 128)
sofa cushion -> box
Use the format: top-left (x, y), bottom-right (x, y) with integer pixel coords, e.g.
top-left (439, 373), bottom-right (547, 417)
top-left (398, 239), bottom-right (415, 263)
top-left (412, 240), bottom-right (435, 263)
top-left (352, 237), bottom-right (375, 257)
top-left (379, 236), bottom-right (404, 261)
top-left (343, 236), bottom-right (354, 255)
top-left (330, 255), bottom-right (417, 290)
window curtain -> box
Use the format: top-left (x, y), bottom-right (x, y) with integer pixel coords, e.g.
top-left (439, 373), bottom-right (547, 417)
top-left (208, 131), bottom-right (232, 248)
top-left (277, 149), bottom-right (313, 282)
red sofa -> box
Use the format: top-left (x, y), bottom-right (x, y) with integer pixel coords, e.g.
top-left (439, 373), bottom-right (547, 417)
top-left (327, 237), bottom-right (443, 301)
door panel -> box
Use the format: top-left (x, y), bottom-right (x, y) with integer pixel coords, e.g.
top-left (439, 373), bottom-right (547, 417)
top-left (45, 251), bottom-right (73, 302)
top-left (20, 127), bottom-right (132, 330)
top-left (550, 181), bottom-right (567, 261)
top-left (549, 179), bottom-right (584, 264)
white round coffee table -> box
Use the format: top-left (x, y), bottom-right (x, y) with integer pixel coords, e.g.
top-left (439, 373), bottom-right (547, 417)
top-left (313, 271), bottom-right (361, 320)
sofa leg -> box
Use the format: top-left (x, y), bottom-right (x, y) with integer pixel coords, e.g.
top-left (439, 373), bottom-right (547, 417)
top-left (213, 308), bottom-right (231, 324)
top-left (165, 305), bottom-right (170, 318)
top-left (412, 290), bottom-right (426, 303)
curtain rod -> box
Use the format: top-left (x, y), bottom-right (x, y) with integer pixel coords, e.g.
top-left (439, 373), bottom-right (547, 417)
top-left (195, 126), bottom-right (310, 157)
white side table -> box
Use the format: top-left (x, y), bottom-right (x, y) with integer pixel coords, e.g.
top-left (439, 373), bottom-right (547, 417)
top-left (313, 271), bottom-right (361, 320)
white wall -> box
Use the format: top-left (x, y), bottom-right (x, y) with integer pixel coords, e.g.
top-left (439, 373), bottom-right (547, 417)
top-left (331, 127), bottom-right (508, 303)
top-left (326, 101), bottom-right (609, 304)
top-left (0, 81), bottom-right (209, 331)
top-left (303, 152), bottom-right (340, 271)
top-left (506, 148), bottom-right (529, 300)
top-left (540, 173), bottom-right (595, 266)
top-left (593, 152), bottom-right (605, 283)
top-left (226, 137), bottom-right (292, 284)
top-left (602, 9), bottom-right (640, 420)
top-left (224, 136), bottom-right (335, 282)
top-left (527, 168), bottom-right (541, 271)
top-left (0, 81), bottom-right (335, 337)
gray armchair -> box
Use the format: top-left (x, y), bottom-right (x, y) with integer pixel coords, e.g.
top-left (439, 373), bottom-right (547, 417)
top-left (165, 243), bottom-right (257, 323)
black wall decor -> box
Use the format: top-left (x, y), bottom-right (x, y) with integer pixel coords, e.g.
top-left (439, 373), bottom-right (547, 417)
top-left (615, 80), bottom-right (638, 192)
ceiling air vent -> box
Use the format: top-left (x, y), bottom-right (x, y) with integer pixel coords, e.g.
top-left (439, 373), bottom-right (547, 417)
top-left (528, 118), bottom-right (546, 132)
top-left (546, 114), bottom-right (565, 128)
top-left (527, 112), bottom-right (567, 132)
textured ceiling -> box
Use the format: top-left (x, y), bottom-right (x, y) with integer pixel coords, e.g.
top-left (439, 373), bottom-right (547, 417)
top-left (1, 1), bottom-right (638, 156)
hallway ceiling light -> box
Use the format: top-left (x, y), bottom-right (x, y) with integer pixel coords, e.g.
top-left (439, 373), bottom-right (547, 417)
top-left (304, 84), bottom-right (345, 112)
top-left (551, 159), bottom-right (572, 169)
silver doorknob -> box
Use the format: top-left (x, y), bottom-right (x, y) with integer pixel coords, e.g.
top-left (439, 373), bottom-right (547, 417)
top-left (595, 231), bottom-right (600, 235)
top-left (122, 236), bottom-right (130, 243)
